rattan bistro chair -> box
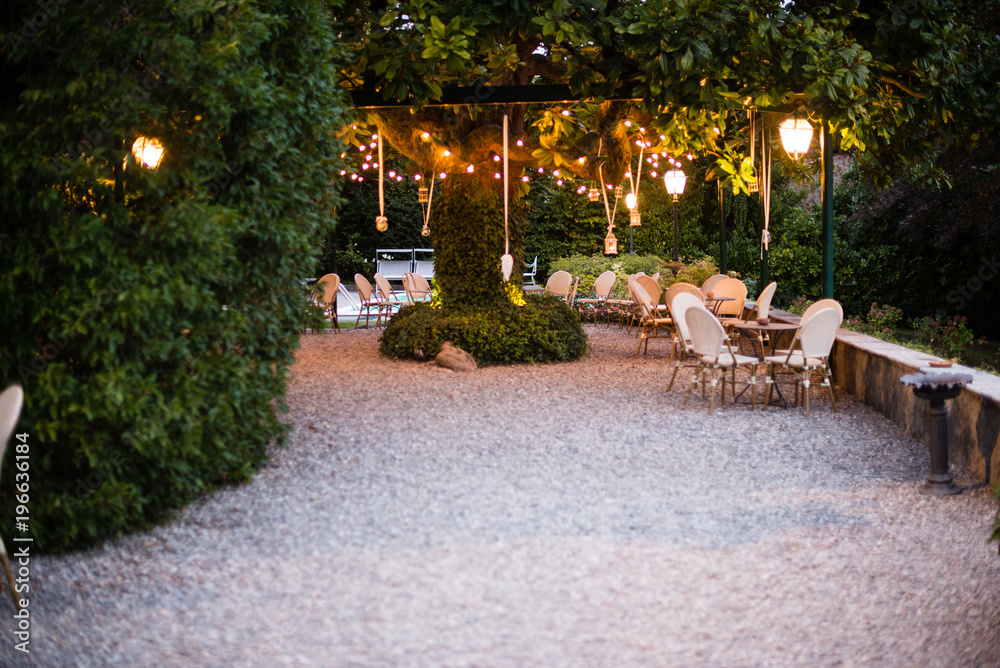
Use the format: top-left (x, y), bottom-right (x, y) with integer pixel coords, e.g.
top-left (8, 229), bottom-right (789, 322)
top-left (701, 273), bottom-right (728, 296)
top-left (632, 281), bottom-right (673, 358)
top-left (0, 385), bottom-right (25, 610)
top-left (315, 273), bottom-right (341, 333)
top-left (354, 274), bottom-right (386, 329)
top-left (763, 307), bottom-right (842, 416)
top-left (683, 305), bottom-right (760, 414)
top-left (666, 292), bottom-right (705, 391)
top-left (577, 270), bottom-right (617, 324)
top-left (545, 270), bottom-right (574, 301)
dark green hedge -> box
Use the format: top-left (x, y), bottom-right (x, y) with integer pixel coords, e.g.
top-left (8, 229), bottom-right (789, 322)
top-left (0, 0), bottom-right (347, 550)
top-left (379, 295), bottom-right (588, 365)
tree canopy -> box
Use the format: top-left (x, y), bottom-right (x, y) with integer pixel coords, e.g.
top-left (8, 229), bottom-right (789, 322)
top-left (334, 0), bottom-right (1000, 190)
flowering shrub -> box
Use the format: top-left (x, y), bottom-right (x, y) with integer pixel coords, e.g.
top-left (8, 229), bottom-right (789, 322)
top-left (844, 303), bottom-right (903, 340)
top-left (907, 314), bottom-right (985, 361)
top-left (787, 295), bottom-right (814, 316)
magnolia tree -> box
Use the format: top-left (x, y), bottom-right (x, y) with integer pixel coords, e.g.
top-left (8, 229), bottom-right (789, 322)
top-left (335, 0), bottom-right (999, 309)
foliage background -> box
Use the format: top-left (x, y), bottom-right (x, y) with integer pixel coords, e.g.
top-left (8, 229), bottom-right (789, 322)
top-left (0, 0), bottom-right (347, 550)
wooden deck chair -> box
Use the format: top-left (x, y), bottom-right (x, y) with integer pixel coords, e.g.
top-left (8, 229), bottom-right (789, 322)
top-left (545, 270), bottom-right (573, 301)
top-left (701, 273), bottom-right (728, 296)
top-left (354, 274), bottom-right (385, 329)
top-left (666, 292), bottom-right (705, 391)
top-left (632, 281), bottom-right (673, 357)
top-left (577, 270), bottom-right (617, 324)
top-left (0, 385), bottom-right (24, 610)
top-left (683, 306), bottom-right (760, 414)
top-left (315, 273), bottom-right (340, 333)
top-left (763, 307), bottom-right (842, 416)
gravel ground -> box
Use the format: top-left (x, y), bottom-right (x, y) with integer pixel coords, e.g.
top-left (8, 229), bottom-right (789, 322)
top-left (4, 325), bottom-right (999, 667)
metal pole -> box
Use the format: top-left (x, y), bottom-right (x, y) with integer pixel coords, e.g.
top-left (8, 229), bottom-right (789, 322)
top-left (822, 124), bottom-right (834, 299)
top-left (718, 180), bottom-right (727, 274)
top-left (629, 225), bottom-right (634, 256)
top-left (759, 191), bottom-right (768, 288)
top-left (672, 197), bottom-right (679, 262)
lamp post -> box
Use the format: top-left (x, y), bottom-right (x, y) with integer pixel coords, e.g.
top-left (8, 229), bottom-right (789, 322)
top-left (778, 117), bottom-right (814, 160)
top-left (663, 168), bottom-right (686, 262)
top-left (625, 192), bottom-right (639, 256)
top-left (130, 136), bottom-right (164, 169)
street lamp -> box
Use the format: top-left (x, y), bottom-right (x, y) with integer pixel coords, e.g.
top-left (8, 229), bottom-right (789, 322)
top-left (130, 136), bottom-right (164, 169)
top-left (663, 168), bottom-right (687, 261)
top-left (778, 117), bottom-right (813, 160)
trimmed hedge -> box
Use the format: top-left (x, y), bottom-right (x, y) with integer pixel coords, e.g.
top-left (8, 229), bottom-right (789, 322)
top-left (379, 295), bottom-right (587, 365)
top-left (550, 254), bottom-right (720, 299)
top-left (0, 0), bottom-right (347, 550)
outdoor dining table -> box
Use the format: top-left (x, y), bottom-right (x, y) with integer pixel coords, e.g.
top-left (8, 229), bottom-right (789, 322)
top-left (731, 319), bottom-right (802, 406)
top-left (705, 295), bottom-right (734, 315)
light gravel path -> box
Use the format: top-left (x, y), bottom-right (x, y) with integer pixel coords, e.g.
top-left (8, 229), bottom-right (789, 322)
top-left (5, 326), bottom-right (999, 667)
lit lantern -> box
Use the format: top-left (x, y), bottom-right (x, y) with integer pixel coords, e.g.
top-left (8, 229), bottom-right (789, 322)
top-left (663, 168), bottom-right (687, 201)
top-left (588, 187), bottom-right (600, 202)
top-left (418, 186), bottom-right (429, 203)
top-left (748, 180), bottom-right (760, 193)
top-left (604, 230), bottom-right (618, 255)
top-left (625, 192), bottom-right (637, 210)
top-left (130, 136), bottom-right (164, 169)
top-left (779, 117), bottom-right (813, 160)
top-left (614, 185), bottom-right (624, 199)
top-left (629, 210), bottom-right (642, 227)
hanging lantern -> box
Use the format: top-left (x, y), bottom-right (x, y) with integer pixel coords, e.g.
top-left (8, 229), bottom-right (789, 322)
top-left (663, 168), bottom-right (687, 201)
top-left (778, 117), bottom-right (814, 160)
top-left (421, 225), bottom-right (430, 237)
top-left (604, 230), bottom-right (618, 255)
top-left (629, 210), bottom-right (642, 227)
top-left (748, 180), bottom-right (760, 193)
top-left (588, 187), bottom-right (600, 202)
top-left (375, 216), bottom-right (388, 232)
top-left (614, 185), bottom-right (624, 199)
top-left (130, 136), bottom-right (164, 169)
top-left (625, 192), bottom-right (638, 210)
top-left (418, 186), bottom-right (429, 203)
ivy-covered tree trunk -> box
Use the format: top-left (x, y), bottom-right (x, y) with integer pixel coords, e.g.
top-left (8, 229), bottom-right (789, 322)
top-left (431, 177), bottom-right (526, 307)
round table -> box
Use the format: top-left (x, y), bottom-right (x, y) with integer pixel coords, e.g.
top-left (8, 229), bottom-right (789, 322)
top-left (731, 320), bottom-right (802, 406)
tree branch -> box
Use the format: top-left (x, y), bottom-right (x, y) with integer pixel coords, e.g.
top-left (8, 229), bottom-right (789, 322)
top-left (880, 76), bottom-right (925, 99)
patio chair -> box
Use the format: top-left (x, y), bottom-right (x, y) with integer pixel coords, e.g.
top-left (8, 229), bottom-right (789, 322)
top-left (712, 277), bottom-right (749, 321)
top-left (524, 256), bottom-right (538, 286)
top-left (664, 282), bottom-right (705, 312)
top-left (745, 281), bottom-right (777, 321)
top-left (403, 272), bottom-right (433, 304)
top-left (566, 276), bottom-right (580, 309)
top-left (666, 292), bottom-right (705, 391)
top-left (632, 281), bottom-right (673, 358)
top-left (374, 273), bottom-right (407, 320)
top-left (635, 275), bottom-right (668, 317)
top-left (577, 270), bottom-right (617, 324)
top-left (763, 307), bottom-right (842, 416)
top-left (545, 270), bottom-right (574, 301)
top-left (354, 274), bottom-right (387, 329)
top-left (683, 306), bottom-right (760, 414)
top-left (700, 273), bottom-right (728, 296)
top-left (315, 273), bottom-right (340, 333)
top-left (0, 384), bottom-right (24, 610)
top-left (773, 298), bottom-right (844, 360)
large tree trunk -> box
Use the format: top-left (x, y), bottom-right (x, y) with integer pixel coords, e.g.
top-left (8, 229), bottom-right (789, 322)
top-left (431, 174), bottom-right (525, 308)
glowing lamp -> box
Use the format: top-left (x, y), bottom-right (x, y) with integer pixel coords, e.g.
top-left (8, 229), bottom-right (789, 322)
top-left (588, 187), bottom-right (600, 202)
top-left (604, 230), bottom-right (618, 255)
top-left (663, 169), bottom-right (687, 201)
top-left (629, 210), bottom-right (641, 227)
top-left (779, 117), bottom-right (813, 160)
top-left (130, 136), bottom-right (164, 169)
top-left (625, 192), bottom-right (637, 210)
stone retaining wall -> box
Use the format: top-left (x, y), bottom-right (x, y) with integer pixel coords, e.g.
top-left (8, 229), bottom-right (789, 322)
top-left (769, 308), bottom-right (1000, 485)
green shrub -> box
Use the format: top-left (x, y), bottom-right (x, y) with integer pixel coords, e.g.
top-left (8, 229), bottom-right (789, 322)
top-left (550, 254), bottom-right (719, 299)
top-left (379, 295), bottom-right (587, 365)
top-left (0, 0), bottom-right (347, 551)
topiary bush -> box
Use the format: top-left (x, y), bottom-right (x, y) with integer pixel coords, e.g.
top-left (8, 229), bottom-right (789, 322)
top-left (0, 0), bottom-right (347, 551)
top-left (379, 295), bottom-right (587, 365)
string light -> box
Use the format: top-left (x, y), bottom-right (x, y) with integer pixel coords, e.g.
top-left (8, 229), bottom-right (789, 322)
top-left (577, 157), bottom-right (585, 164)
top-left (553, 170), bottom-right (560, 176)
top-left (365, 154), bottom-right (372, 161)
top-left (350, 174), bottom-right (358, 180)
top-left (556, 179), bottom-right (563, 185)
top-left (358, 176), bottom-right (364, 182)
top-left (371, 134), bottom-right (378, 140)
top-left (396, 176), bottom-right (403, 181)
top-left (443, 150), bottom-right (451, 156)
top-left (493, 155), bottom-right (501, 162)
top-left (388, 170), bottom-right (396, 177)
top-left (561, 109), bottom-right (571, 116)
top-left (537, 167), bottom-right (544, 173)
top-left (421, 132), bottom-right (431, 139)
top-left (369, 142), bottom-right (377, 148)
top-left (414, 174), bottom-right (422, 181)
top-left (358, 146), bottom-right (366, 152)
top-left (494, 172), bottom-right (501, 179)
top-left (439, 172), bottom-right (447, 179)
top-left (466, 164), bottom-right (475, 173)
top-left (516, 139), bottom-right (524, 146)
top-left (362, 163), bottom-right (369, 170)
top-left (521, 175), bottom-right (529, 182)
top-left (624, 120), bottom-right (632, 127)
